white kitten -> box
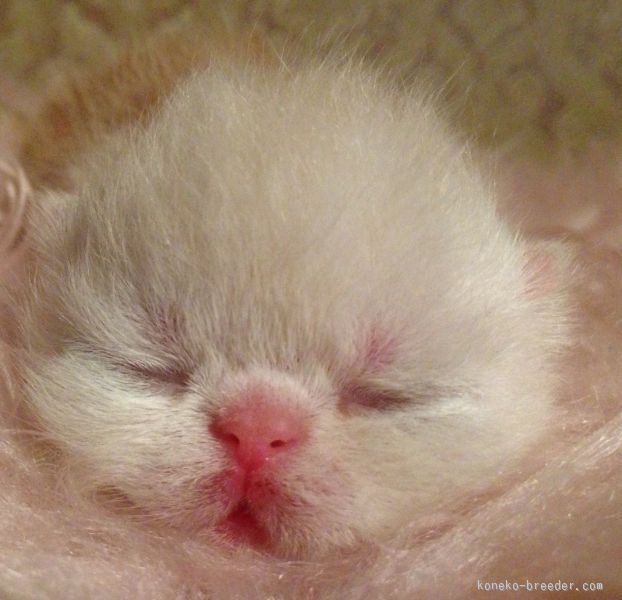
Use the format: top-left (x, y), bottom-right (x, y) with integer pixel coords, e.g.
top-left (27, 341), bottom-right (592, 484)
top-left (2, 47), bottom-right (568, 558)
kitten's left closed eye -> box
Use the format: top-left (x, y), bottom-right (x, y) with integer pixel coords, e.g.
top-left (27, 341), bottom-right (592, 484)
top-left (340, 384), bottom-right (414, 412)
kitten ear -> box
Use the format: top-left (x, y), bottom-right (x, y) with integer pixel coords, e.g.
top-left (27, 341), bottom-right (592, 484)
top-left (0, 159), bottom-right (31, 262)
top-left (523, 240), bottom-right (572, 297)
top-left (1, 159), bottom-right (74, 260)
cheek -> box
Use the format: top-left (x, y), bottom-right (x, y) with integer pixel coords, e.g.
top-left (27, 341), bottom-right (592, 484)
top-left (23, 359), bottom-right (215, 485)
top-left (322, 418), bottom-right (430, 532)
top-left (344, 417), bottom-right (416, 473)
top-left (342, 412), bottom-right (490, 515)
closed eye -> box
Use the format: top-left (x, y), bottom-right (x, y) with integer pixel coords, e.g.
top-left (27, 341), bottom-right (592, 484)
top-left (123, 362), bottom-right (192, 390)
top-left (340, 384), bottom-right (413, 412)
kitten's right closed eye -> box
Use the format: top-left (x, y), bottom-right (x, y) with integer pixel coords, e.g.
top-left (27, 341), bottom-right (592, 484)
top-left (122, 362), bottom-right (192, 390)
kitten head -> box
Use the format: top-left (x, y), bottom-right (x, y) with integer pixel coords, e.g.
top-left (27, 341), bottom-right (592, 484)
top-left (7, 62), bottom-right (567, 557)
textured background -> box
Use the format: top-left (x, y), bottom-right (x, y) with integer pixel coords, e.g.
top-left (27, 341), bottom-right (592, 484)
top-left (0, 0), bottom-right (621, 158)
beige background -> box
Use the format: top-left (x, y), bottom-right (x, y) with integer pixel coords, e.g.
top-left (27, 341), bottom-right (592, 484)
top-left (0, 0), bottom-right (621, 158)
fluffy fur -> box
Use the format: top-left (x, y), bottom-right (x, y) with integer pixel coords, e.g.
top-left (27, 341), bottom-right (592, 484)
top-left (0, 33), bottom-right (619, 598)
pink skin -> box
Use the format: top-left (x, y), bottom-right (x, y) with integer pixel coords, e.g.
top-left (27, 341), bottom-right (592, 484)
top-left (212, 397), bottom-right (309, 472)
top-left (208, 395), bottom-right (311, 545)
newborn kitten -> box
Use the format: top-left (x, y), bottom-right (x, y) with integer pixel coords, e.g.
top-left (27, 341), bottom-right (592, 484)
top-left (1, 33), bottom-right (567, 558)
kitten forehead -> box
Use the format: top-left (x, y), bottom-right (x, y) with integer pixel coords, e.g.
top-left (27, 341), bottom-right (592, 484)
top-left (24, 61), bottom-right (537, 385)
top-left (50, 62), bottom-right (513, 302)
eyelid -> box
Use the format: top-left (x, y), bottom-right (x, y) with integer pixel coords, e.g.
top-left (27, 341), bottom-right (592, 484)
top-left (339, 379), bottom-right (453, 413)
top-left (340, 383), bottom-right (412, 412)
top-left (123, 362), bottom-right (192, 389)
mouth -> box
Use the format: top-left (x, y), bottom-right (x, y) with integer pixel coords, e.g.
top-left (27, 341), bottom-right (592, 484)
top-left (218, 499), bottom-right (268, 548)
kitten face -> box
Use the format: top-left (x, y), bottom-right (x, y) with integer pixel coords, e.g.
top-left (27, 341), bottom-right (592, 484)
top-left (10, 64), bottom-right (566, 556)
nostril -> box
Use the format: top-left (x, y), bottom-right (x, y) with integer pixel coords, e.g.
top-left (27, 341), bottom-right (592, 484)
top-left (222, 432), bottom-right (240, 448)
top-left (210, 398), bottom-right (309, 471)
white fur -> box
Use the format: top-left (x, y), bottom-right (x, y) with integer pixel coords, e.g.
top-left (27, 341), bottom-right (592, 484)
top-left (1, 56), bottom-right (570, 593)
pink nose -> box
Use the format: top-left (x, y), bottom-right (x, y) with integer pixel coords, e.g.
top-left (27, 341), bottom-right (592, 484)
top-left (211, 400), bottom-right (308, 471)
